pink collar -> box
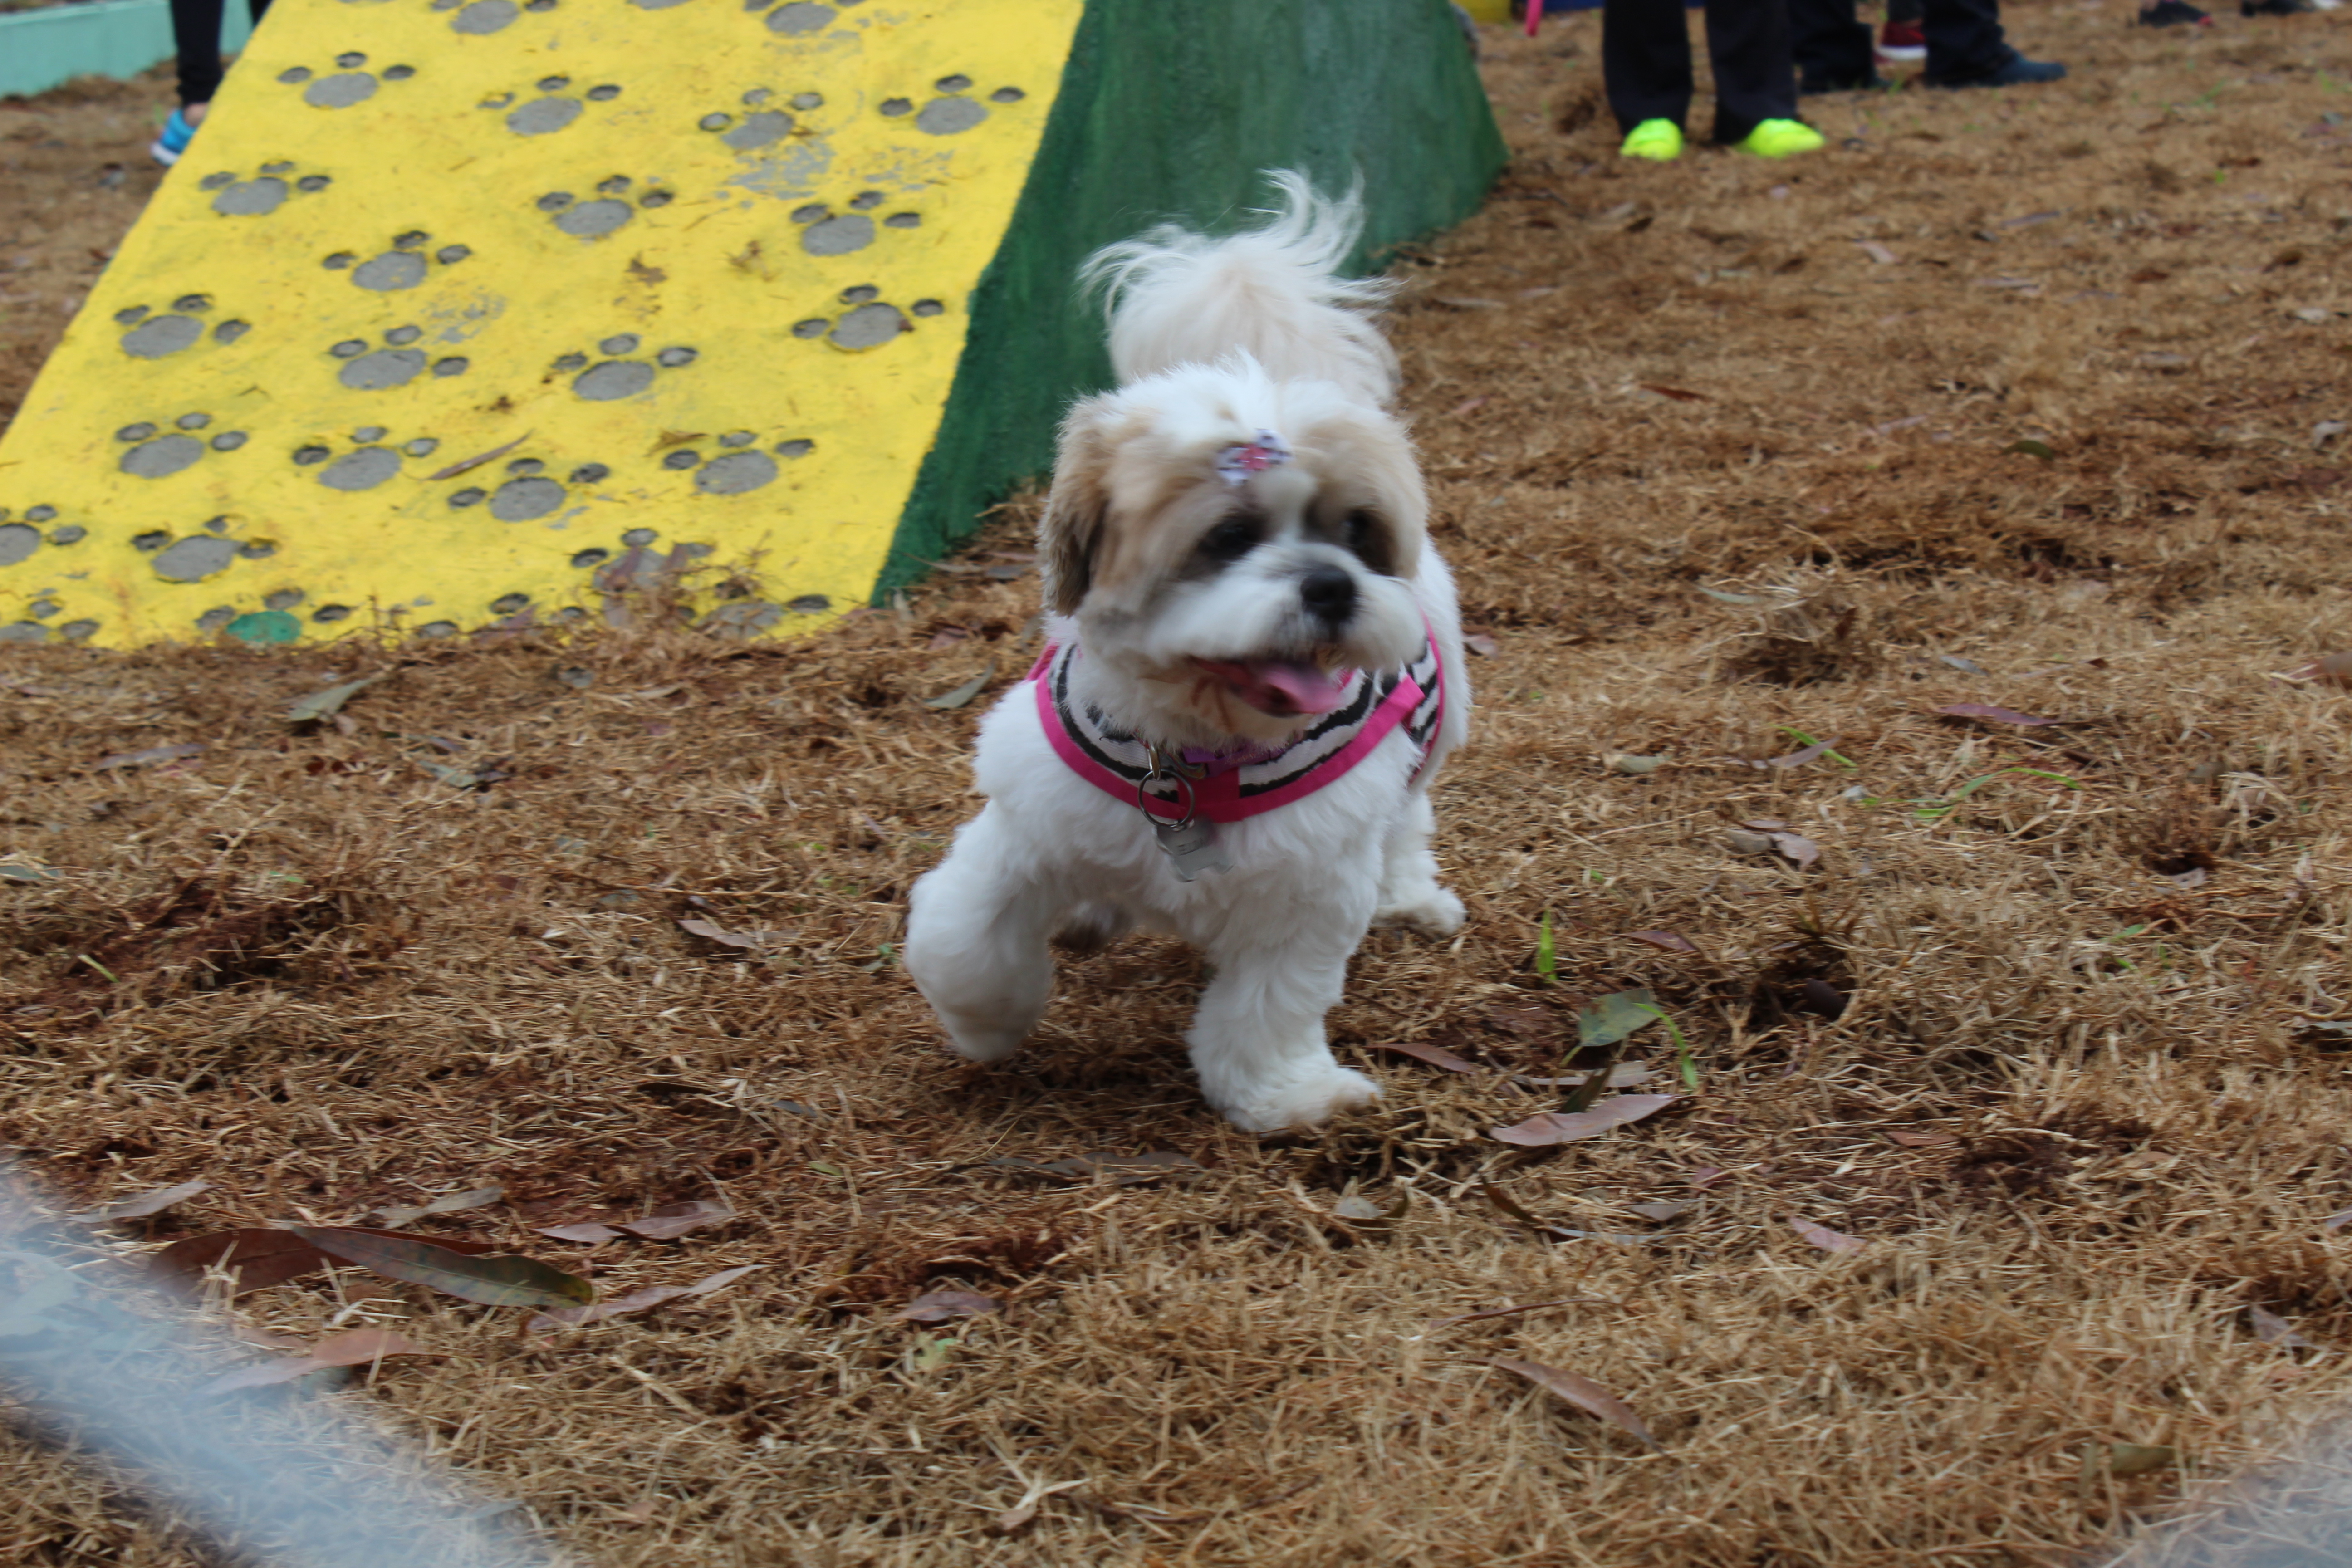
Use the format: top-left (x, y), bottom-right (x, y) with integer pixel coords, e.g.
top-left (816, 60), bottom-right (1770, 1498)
top-left (1027, 635), bottom-right (1444, 824)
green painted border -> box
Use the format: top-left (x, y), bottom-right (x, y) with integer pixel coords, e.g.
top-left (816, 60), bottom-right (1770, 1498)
top-left (877, 0), bottom-right (1506, 598)
top-left (0, 0), bottom-right (253, 103)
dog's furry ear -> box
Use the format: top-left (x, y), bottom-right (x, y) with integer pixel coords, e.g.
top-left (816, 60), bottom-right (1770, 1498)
top-left (1039, 396), bottom-right (1118, 617)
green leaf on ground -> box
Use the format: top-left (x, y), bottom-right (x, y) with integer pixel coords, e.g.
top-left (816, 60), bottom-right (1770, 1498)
top-left (1577, 990), bottom-right (1661, 1050)
top-left (2110, 1443), bottom-right (2176, 1476)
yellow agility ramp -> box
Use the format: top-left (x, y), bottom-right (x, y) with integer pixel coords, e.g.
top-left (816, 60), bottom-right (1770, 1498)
top-left (0, 0), bottom-right (1501, 648)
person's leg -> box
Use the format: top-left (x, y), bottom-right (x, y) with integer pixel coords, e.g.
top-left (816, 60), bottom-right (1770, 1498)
top-left (1701, 0), bottom-right (1800, 145)
top-left (1788, 0), bottom-right (1879, 93)
top-left (171, 0), bottom-right (229, 115)
top-left (1602, 0), bottom-right (1696, 136)
top-left (1921, 0), bottom-right (2013, 80)
top-left (1921, 0), bottom-right (2065, 86)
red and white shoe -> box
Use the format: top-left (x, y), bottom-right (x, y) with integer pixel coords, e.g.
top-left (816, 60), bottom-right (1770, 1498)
top-left (1876, 20), bottom-right (1927, 63)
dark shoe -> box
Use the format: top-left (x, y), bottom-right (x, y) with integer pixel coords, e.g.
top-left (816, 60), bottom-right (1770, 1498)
top-left (2140, 0), bottom-right (2213, 22)
top-left (1801, 68), bottom-right (1886, 94)
top-left (1929, 54), bottom-right (2068, 89)
top-left (2242, 0), bottom-right (2317, 14)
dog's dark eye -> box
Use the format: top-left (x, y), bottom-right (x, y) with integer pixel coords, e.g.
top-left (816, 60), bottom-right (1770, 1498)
top-left (1201, 515), bottom-right (1260, 562)
top-left (1343, 509), bottom-right (1395, 575)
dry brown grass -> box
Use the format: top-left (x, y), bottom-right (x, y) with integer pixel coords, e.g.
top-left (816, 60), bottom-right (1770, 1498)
top-left (8, 6), bottom-right (2352, 1564)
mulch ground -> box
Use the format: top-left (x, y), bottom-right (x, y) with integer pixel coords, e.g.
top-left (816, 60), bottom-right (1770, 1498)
top-left (5, 7), bottom-right (2352, 1565)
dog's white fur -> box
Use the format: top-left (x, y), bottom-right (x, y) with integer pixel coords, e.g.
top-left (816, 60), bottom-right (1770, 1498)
top-left (903, 173), bottom-right (1470, 1133)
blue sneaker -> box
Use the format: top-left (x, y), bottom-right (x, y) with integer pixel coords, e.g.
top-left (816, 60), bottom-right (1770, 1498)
top-left (151, 107), bottom-right (196, 167)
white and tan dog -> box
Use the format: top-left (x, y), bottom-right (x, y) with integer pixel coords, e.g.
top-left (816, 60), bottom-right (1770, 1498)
top-left (904, 172), bottom-right (1470, 1132)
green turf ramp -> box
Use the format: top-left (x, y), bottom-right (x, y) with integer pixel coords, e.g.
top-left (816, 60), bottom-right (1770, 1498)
top-left (880, 0), bottom-right (1505, 597)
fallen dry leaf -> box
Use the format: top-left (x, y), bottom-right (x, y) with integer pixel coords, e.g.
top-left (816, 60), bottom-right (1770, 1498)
top-left (286, 673), bottom-right (387, 725)
top-left (2309, 649), bottom-right (2352, 687)
top-left (1638, 383), bottom-right (1708, 402)
top-left (1490, 1094), bottom-right (1674, 1148)
top-left (923, 660), bottom-right (997, 710)
top-left (1370, 1039), bottom-right (1487, 1073)
top-left (1463, 632), bottom-right (1499, 657)
top-left (615, 1200), bottom-right (735, 1241)
top-left (201, 1328), bottom-right (438, 1396)
top-left (1791, 1218), bottom-right (1867, 1255)
top-left (370, 1183), bottom-right (503, 1227)
top-left (1758, 739), bottom-right (1838, 770)
top-left (528, 1264), bottom-right (765, 1333)
top-left (1330, 1190), bottom-right (1410, 1230)
top-left (1491, 1358), bottom-right (1661, 1450)
top-left (424, 432), bottom-right (531, 482)
top-left (1626, 931), bottom-right (1700, 954)
top-left (2110, 1442), bottom-right (2176, 1477)
top-left (537, 1222), bottom-right (626, 1244)
top-left (677, 917), bottom-right (797, 949)
top-left (1885, 1129), bottom-right (1957, 1148)
top-left (93, 742), bottom-right (203, 771)
top-left (1854, 239), bottom-right (1899, 265)
top-left (1770, 832), bottom-right (1822, 867)
top-left (87, 1179), bottom-right (211, 1221)
top-left (897, 1290), bottom-right (1001, 1323)
top-left (2249, 1305), bottom-right (2316, 1350)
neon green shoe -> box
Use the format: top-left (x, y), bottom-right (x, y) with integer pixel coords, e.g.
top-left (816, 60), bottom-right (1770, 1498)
top-left (1735, 118), bottom-right (1827, 158)
top-left (1619, 119), bottom-right (1684, 161)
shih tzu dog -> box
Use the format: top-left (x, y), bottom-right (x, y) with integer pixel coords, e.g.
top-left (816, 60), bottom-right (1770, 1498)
top-left (904, 172), bottom-right (1470, 1132)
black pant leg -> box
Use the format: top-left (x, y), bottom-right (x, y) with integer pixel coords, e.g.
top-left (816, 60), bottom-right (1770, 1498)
top-left (1921, 0), bottom-right (2011, 81)
top-left (1787, 0), bottom-right (1875, 91)
top-left (171, 0), bottom-right (230, 105)
top-left (1602, 0), bottom-right (1696, 135)
top-left (1701, 0), bottom-right (1798, 144)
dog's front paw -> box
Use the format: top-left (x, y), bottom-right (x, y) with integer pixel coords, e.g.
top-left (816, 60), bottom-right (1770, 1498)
top-left (1216, 1065), bottom-right (1381, 1133)
top-left (1373, 885), bottom-right (1465, 936)
top-left (940, 1021), bottom-right (1029, 1064)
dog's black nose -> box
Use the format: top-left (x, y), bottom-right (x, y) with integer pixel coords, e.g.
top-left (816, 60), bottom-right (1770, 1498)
top-left (1299, 567), bottom-right (1356, 623)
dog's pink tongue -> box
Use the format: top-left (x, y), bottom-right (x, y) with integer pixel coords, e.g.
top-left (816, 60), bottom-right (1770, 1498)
top-left (1252, 658), bottom-right (1349, 715)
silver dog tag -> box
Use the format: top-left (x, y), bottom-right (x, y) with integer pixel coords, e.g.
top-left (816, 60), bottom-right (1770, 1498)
top-left (1154, 815), bottom-right (1233, 882)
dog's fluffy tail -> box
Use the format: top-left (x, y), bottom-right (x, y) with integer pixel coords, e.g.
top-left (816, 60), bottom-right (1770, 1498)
top-left (1079, 170), bottom-right (1399, 406)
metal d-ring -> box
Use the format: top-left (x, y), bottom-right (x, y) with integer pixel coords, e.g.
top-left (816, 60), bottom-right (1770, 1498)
top-left (1137, 746), bottom-right (1197, 830)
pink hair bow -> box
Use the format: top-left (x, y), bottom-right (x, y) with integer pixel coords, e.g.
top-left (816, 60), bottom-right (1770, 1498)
top-left (1214, 429), bottom-right (1291, 485)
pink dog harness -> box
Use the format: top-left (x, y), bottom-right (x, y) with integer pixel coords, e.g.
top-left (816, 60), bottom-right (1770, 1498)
top-left (1029, 634), bottom-right (1445, 825)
